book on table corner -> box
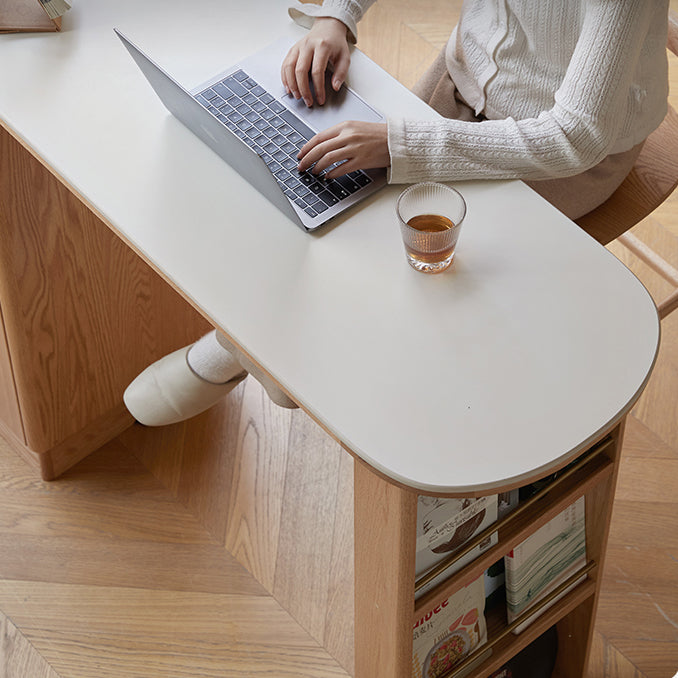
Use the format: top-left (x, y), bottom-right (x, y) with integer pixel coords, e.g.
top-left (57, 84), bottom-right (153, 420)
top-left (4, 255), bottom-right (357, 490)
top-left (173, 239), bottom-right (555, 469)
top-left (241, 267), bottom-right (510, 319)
top-left (0, 0), bottom-right (70, 33)
top-left (504, 496), bottom-right (587, 634)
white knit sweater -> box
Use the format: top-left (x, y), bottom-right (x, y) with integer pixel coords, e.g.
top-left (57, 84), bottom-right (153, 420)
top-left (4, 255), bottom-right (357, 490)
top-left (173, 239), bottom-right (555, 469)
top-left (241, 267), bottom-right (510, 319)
top-left (289, 0), bottom-right (669, 184)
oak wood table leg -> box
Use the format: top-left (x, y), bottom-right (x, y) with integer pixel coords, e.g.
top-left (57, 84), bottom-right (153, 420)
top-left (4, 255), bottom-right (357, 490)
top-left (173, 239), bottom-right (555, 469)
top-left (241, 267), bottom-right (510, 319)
top-left (354, 459), bottom-right (418, 678)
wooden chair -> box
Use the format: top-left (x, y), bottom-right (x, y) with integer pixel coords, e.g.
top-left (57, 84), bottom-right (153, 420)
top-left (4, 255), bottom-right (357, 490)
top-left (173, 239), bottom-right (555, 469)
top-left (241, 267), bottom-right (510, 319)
top-left (575, 9), bottom-right (678, 319)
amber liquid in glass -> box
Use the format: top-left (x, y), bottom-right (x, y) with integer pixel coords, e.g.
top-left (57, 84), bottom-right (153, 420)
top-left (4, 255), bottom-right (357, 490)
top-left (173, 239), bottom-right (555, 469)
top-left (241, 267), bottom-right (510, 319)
top-left (405, 214), bottom-right (456, 264)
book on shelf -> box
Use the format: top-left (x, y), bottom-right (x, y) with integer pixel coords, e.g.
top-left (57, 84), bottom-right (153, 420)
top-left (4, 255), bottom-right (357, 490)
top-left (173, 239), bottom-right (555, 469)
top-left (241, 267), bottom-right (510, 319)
top-left (37, 0), bottom-right (69, 19)
top-left (416, 494), bottom-right (499, 599)
top-left (1, 0), bottom-right (70, 33)
top-left (412, 573), bottom-right (491, 678)
top-left (504, 496), bottom-right (586, 634)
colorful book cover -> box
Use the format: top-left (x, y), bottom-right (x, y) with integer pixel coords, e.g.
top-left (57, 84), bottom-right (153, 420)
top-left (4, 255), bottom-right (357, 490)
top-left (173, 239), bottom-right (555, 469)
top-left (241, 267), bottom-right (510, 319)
top-left (412, 573), bottom-right (489, 678)
top-left (416, 495), bottom-right (498, 599)
top-left (504, 496), bottom-right (586, 634)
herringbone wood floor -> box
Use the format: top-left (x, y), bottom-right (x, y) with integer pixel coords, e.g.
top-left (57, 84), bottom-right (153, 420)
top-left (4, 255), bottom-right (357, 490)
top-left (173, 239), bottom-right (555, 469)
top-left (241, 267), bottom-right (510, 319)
top-left (2, 2), bottom-right (678, 677)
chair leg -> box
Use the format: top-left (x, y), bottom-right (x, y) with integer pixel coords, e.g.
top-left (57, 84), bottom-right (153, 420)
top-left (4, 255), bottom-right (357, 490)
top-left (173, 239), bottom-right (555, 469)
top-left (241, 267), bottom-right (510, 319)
top-left (658, 288), bottom-right (678, 319)
top-left (617, 232), bottom-right (678, 319)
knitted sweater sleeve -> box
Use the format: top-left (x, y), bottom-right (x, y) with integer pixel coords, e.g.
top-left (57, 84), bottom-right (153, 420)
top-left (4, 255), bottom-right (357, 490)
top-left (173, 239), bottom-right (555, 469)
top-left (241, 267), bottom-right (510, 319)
top-left (388, 1), bottom-right (659, 184)
top-left (288, 0), bottom-right (376, 44)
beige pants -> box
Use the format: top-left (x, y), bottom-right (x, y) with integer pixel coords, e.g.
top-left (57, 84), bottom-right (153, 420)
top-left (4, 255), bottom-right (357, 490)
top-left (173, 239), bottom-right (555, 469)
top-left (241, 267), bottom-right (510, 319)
top-left (412, 48), bottom-right (643, 224)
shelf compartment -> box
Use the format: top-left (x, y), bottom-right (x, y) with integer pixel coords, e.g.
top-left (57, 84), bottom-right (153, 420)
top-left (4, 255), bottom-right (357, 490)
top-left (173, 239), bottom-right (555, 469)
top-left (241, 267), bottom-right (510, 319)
top-left (414, 437), bottom-right (613, 598)
top-left (413, 448), bottom-right (612, 615)
top-left (439, 561), bottom-right (597, 678)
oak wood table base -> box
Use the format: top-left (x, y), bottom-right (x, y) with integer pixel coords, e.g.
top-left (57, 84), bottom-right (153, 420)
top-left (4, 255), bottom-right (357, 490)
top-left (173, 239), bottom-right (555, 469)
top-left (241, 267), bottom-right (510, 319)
top-left (0, 124), bottom-right (211, 479)
top-left (0, 404), bottom-right (133, 480)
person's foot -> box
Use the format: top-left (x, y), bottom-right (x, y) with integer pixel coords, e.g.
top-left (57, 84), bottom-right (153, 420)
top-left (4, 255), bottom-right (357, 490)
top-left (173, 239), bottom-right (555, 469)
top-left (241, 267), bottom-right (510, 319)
top-left (123, 339), bottom-right (247, 426)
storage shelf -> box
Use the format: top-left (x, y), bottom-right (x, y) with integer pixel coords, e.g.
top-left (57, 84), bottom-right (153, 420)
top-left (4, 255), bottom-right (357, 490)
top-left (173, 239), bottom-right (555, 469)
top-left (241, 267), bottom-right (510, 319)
top-left (413, 450), bottom-right (613, 617)
top-left (409, 427), bottom-right (624, 678)
top-left (462, 577), bottom-right (597, 678)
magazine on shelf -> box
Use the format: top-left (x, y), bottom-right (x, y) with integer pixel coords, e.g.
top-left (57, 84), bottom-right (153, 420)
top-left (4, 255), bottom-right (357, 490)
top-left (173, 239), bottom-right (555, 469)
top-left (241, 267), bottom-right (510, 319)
top-left (416, 495), bottom-right (499, 599)
top-left (412, 573), bottom-right (491, 678)
top-left (504, 496), bottom-right (586, 634)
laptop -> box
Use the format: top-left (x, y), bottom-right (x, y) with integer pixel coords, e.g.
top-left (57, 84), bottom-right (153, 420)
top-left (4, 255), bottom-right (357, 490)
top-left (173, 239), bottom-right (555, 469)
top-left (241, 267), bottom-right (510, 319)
top-left (114, 29), bottom-right (387, 232)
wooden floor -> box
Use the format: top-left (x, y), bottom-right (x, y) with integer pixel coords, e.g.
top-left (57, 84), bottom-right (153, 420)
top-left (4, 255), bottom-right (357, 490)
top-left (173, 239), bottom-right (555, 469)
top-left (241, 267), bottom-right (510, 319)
top-left (2, 2), bottom-right (678, 677)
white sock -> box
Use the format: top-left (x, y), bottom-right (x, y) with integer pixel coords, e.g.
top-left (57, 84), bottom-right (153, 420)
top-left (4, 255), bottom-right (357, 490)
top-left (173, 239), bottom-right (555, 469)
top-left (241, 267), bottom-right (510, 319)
top-left (187, 331), bottom-right (246, 384)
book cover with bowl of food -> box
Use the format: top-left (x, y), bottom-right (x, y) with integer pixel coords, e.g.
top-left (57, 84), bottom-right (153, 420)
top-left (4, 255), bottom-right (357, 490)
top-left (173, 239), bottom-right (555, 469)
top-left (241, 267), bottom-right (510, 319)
top-left (412, 573), bottom-right (490, 678)
top-left (416, 495), bottom-right (498, 599)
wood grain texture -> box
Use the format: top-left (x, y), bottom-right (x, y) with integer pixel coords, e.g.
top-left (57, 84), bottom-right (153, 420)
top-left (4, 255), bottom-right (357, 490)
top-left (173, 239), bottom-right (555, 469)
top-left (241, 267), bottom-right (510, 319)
top-left (0, 416), bottom-right (39, 477)
top-left (0, 611), bottom-right (60, 678)
top-left (0, 433), bottom-right (350, 678)
top-left (0, 396), bottom-right (133, 481)
top-left (37, 404), bottom-right (134, 480)
top-left (0, 581), bottom-right (349, 678)
top-left (272, 412), bottom-right (345, 646)
top-left (0, 124), bottom-right (211, 460)
top-left (592, 416), bottom-right (678, 678)
top-left (588, 631), bottom-right (647, 678)
top-left (576, 428), bottom-right (626, 678)
top-left (119, 377), bottom-right (358, 673)
top-left (225, 379), bottom-right (295, 591)
top-left (609, 227), bottom-right (678, 455)
top-left (553, 598), bottom-right (597, 678)
top-left (0, 306), bottom-right (24, 443)
top-left (353, 459), bottom-right (417, 678)
top-left (322, 450), bottom-right (356, 672)
top-left (0, 442), bottom-right (265, 598)
top-left (357, 0), bottom-right (461, 89)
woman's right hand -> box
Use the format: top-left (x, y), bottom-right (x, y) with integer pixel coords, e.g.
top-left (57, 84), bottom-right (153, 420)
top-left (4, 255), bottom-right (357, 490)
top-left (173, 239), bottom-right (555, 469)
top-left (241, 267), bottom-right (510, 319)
top-left (281, 17), bottom-right (351, 107)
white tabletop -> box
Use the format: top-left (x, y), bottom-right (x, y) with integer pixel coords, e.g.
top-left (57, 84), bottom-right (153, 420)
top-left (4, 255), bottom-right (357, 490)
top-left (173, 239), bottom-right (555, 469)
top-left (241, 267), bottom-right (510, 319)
top-left (0, 0), bottom-right (659, 494)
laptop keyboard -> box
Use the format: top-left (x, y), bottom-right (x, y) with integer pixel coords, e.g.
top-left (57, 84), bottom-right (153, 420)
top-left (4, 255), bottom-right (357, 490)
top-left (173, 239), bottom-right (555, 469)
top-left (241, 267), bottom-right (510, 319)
top-left (195, 69), bottom-right (373, 218)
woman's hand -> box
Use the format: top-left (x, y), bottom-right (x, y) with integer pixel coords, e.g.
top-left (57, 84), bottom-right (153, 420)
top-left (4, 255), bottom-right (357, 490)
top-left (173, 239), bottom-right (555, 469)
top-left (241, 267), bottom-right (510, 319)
top-left (297, 121), bottom-right (390, 178)
top-left (281, 17), bottom-right (351, 107)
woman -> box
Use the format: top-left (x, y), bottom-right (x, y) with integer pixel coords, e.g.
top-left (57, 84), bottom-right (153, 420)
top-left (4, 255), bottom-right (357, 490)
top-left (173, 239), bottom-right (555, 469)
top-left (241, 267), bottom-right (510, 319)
top-left (284, 0), bottom-right (669, 219)
top-left (124, 0), bottom-right (670, 426)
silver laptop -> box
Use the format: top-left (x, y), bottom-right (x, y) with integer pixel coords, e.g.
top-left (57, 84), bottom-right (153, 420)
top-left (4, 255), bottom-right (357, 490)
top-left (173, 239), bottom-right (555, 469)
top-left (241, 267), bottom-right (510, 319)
top-left (115, 30), bottom-right (387, 232)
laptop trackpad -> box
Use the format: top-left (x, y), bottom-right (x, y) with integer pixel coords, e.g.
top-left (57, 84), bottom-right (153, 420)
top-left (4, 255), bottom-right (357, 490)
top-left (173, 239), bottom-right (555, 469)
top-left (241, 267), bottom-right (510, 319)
top-left (286, 70), bottom-right (384, 133)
